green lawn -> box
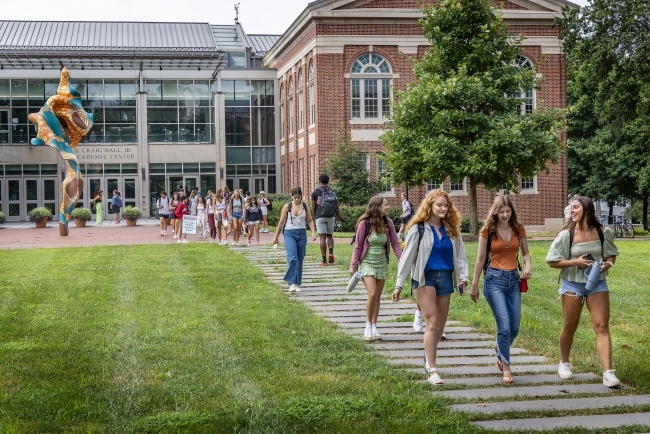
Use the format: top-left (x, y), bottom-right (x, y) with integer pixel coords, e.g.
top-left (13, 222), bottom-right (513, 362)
top-left (1, 241), bottom-right (649, 433)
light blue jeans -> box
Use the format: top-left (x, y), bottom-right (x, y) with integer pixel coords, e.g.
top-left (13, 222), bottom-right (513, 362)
top-left (483, 267), bottom-right (521, 366)
top-left (283, 229), bottom-right (307, 285)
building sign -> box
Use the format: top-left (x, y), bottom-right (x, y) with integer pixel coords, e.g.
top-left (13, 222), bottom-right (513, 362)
top-left (77, 145), bottom-right (138, 162)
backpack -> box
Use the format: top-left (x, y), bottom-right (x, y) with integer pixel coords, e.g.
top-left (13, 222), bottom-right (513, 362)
top-left (351, 216), bottom-right (392, 245)
top-left (115, 195), bottom-right (122, 208)
top-left (266, 198), bottom-right (273, 211)
top-left (405, 200), bottom-right (414, 215)
top-left (283, 201), bottom-right (308, 232)
top-left (317, 186), bottom-right (338, 218)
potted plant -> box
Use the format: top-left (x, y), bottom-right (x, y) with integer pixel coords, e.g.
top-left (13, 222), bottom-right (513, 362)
top-left (71, 207), bottom-right (92, 227)
top-left (28, 207), bottom-right (53, 228)
top-left (123, 206), bottom-right (141, 226)
top-left (0, 211), bottom-right (5, 224)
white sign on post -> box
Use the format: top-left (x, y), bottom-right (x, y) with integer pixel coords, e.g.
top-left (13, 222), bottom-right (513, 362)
top-left (182, 215), bottom-right (197, 235)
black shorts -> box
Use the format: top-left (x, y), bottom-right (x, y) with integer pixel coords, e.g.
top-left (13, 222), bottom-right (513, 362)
top-left (158, 214), bottom-right (169, 219)
top-left (401, 215), bottom-right (412, 225)
top-left (112, 205), bottom-right (120, 213)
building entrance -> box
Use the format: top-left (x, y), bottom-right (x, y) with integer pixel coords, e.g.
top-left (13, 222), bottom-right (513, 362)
top-left (2, 177), bottom-right (58, 221)
top-left (83, 176), bottom-right (137, 220)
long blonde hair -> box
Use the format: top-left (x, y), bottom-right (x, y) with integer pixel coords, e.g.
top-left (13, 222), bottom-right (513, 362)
top-left (481, 195), bottom-right (521, 240)
top-left (405, 189), bottom-right (461, 238)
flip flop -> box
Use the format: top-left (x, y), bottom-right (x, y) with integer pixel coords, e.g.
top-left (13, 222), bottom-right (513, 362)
top-left (502, 372), bottom-right (514, 384)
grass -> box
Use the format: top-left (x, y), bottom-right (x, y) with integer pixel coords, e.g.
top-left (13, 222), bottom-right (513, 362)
top-left (2, 241), bottom-right (650, 433)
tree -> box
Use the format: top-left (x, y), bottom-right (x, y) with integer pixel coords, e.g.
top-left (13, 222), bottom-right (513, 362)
top-left (559, 0), bottom-right (650, 229)
top-left (323, 129), bottom-right (381, 206)
top-left (381, 0), bottom-right (565, 235)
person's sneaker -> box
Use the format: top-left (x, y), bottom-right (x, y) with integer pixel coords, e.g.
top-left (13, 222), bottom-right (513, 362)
top-left (173, 234), bottom-right (177, 239)
top-left (413, 310), bottom-right (424, 332)
top-left (163, 231), bottom-right (166, 236)
top-left (441, 332), bottom-right (448, 340)
top-left (294, 285), bottom-right (301, 292)
top-left (603, 370), bottom-right (621, 387)
top-left (328, 253), bottom-right (335, 263)
top-left (172, 228), bottom-right (175, 233)
top-left (558, 362), bottom-right (573, 380)
top-left (161, 230), bottom-right (164, 236)
top-left (182, 239), bottom-right (188, 243)
top-left (289, 284), bottom-right (296, 293)
top-left (177, 239), bottom-right (181, 243)
top-left (371, 325), bottom-right (382, 340)
top-left (319, 262), bottom-right (328, 267)
top-left (232, 242), bottom-right (236, 246)
top-left (364, 325), bottom-right (373, 341)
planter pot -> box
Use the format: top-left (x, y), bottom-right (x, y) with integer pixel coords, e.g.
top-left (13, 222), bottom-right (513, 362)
top-left (74, 219), bottom-right (87, 228)
top-left (34, 219), bottom-right (48, 228)
top-left (126, 219), bottom-right (137, 227)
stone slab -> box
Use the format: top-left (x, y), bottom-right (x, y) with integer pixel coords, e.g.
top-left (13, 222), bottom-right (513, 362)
top-left (440, 373), bottom-right (597, 386)
top-left (311, 304), bottom-right (416, 311)
top-left (375, 333), bottom-right (492, 341)
top-left (298, 296), bottom-right (378, 301)
top-left (389, 355), bottom-right (546, 367)
top-left (475, 412), bottom-right (650, 430)
top-left (343, 323), bottom-right (474, 331)
top-left (379, 348), bottom-right (527, 358)
top-left (376, 341), bottom-right (493, 350)
top-left (317, 310), bottom-right (418, 317)
top-left (440, 383), bottom-right (613, 400)
top-left (450, 394), bottom-right (650, 414)
top-left (304, 299), bottom-right (398, 305)
top-left (335, 320), bottom-right (404, 327)
top-left (273, 281), bottom-right (350, 287)
top-left (406, 364), bottom-right (559, 376)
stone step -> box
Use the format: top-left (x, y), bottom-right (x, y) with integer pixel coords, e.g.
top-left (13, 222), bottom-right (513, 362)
top-left (298, 295), bottom-right (381, 301)
top-left (304, 299), bottom-right (399, 305)
top-left (436, 373), bottom-right (597, 386)
top-left (343, 324), bottom-right (474, 332)
top-left (310, 304), bottom-right (415, 311)
top-left (338, 321), bottom-right (464, 329)
top-left (450, 394), bottom-right (650, 414)
top-left (379, 348), bottom-right (528, 358)
top-left (405, 364), bottom-right (560, 376)
top-left (375, 341), bottom-right (493, 350)
top-left (376, 333), bottom-right (492, 341)
top-left (273, 281), bottom-right (349, 287)
top-left (474, 412), bottom-right (650, 431)
top-left (440, 383), bottom-right (613, 400)
top-left (385, 348), bottom-right (529, 358)
top-left (317, 310), bottom-right (421, 318)
top-left (389, 355), bottom-right (546, 367)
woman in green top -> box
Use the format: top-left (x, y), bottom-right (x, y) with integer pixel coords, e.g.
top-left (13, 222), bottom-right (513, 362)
top-left (546, 196), bottom-right (620, 387)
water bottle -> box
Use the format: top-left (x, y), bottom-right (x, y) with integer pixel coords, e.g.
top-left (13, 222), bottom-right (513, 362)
top-left (347, 272), bottom-right (362, 292)
top-left (584, 263), bottom-right (602, 291)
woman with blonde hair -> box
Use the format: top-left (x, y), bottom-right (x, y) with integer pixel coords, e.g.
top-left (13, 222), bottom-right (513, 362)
top-left (350, 195), bottom-right (402, 340)
top-left (229, 189), bottom-right (244, 246)
top-left (393, 189), bottom-right (468, 385)
top-left (471, 195), bottom-right (531, 383)
top-left (214, 189), bottom-right (228, 245)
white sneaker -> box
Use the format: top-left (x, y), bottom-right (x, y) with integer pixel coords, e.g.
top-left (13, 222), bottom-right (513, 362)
top-left (161, 230), bottom-right (164, 236)
top-left (232, 242), bottom-right (236, 246)
top-left (603, 370), bottom-right (621, 387)
top-left (441, 332), bottom-right (448, 340)
top-left (173, 234), bottom-right (177, 239)
top-left (163, 231), bottom-right (166, 236)
top-left (182, 239), bottom-right (188, 243)
top-left (177, 239), bottom-right (181, 243)
top-left (289, 284), bottom-right (296, 293)
top-left (172, 229), bottom-right (175, 233)
top-left (294, 285), bottom-right (301, 292)
top-left (558, 362), bottom-right (573, 380)
top-left (413, 310), bottom-right (423, 332)
top-left (364, 325), bottom-right (374, 341)
top-left (371, 325), bottom-right (382, 340)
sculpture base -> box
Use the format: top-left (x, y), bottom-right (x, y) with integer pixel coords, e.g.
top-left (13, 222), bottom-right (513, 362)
top-left (59, 222), bottom-right (69, 236)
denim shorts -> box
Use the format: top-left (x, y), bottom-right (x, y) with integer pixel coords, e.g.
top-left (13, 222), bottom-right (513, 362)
top-left (232, 211), bottom-right (243, 220)
top-left (559, 278), bottom-right (609, 299)
top-left (412, 270), bottom-right (454, 296)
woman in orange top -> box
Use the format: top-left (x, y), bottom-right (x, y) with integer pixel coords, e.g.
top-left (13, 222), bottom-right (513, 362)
top-left (471, 195), bottom-right (531, 383)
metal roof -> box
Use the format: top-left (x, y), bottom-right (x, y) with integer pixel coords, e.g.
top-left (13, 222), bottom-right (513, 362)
top-left (0, 21), bottom-right (217, 52)
top-left (210, 25), bottom-right (246, 51)
top-left (247, 35), bottom-right (281, 56)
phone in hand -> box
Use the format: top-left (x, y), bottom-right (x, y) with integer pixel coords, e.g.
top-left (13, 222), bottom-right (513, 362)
top-left (457, 283), bottom-right (465, 296)
top-left (584, 254), bottom-right (595, 261)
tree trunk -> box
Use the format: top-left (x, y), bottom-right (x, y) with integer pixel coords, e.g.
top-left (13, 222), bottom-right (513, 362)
top-left (608, 201), bottom-right (614, 224)
top-left (643, 195), bottom-right (649, 231)
top-left (468, 176), bottom-right (479, 235)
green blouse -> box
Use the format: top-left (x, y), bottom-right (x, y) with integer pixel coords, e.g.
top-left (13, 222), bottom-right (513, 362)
top-left (545, 227), bottom-right (619, 283)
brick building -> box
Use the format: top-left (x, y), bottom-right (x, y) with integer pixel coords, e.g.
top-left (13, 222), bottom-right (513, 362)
top-left (264, 0), bottom-right (571, 226)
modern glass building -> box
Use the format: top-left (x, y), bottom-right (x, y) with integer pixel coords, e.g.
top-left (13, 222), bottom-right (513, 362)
top-left (0, 21), bottom-right (279, 221)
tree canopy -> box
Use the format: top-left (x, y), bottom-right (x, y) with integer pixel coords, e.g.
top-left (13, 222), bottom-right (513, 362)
top-left (381, 0), bottom-right (565, 234)
top-left (559, 0), bottom-right (650, 228)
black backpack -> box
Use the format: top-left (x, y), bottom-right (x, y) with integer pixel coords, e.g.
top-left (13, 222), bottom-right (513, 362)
top-left (317, 186), bottom-right (338, 218)
top-left (266, 198), bottom-right (273, 211)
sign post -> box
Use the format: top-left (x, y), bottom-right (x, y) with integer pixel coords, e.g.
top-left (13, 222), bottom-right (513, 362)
top-left (182, 215), bottom-right (197, 235)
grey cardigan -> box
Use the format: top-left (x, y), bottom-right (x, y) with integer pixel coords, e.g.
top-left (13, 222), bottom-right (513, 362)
top-left (395, 223), bottom-right (469, 289)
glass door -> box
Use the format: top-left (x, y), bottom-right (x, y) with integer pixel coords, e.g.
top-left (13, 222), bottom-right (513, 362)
top-left (123, 178), bottom-right (136, 209)
top-left (6, 179), bottom-right (21, 221)
top-left (169, 176), bottom-right (183, 196)
top-left (43, 178), bottom-right (57, 218)
top-left (25, 179), bottom-right (39, 215)
top-left (106, 178), bottom-right (119, 215)
top-left (149, 176), bottom-right (166, 217)
top-left (0, 110), bottom-right (9, 143)
top-left (238, 178), bottom-right (250, 193)
top-left (254, 178), bottom-right (265, 195)
top-left (183, 177), bottom-right (197, 195)
top-left (89, 178), bottom-right (102, 219)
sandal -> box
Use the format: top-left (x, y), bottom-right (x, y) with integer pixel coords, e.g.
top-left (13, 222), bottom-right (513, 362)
top-left (494, 345), bottom-right (503, 372)
top-left (427, 368), bottom-right (444, 385)
top-left (502, 372), bottom-right (514, 384)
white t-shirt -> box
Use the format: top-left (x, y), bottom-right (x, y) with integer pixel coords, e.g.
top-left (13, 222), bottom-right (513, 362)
top-left (157, 197), bottom-right (170, 215)
top-left (402, 199), bottom-right (412, 217)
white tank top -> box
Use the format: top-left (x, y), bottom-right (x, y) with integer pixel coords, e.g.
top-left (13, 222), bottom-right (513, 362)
top-left (215, 199), bottom-right (226, 211)
top-left (284, 203), bottom-right (307, 230)
top-left (208, 202), bottom-right (215, 214)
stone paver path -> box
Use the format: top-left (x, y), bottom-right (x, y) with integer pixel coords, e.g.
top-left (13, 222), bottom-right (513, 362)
top-left (233, 245), bottom-right (650, 432)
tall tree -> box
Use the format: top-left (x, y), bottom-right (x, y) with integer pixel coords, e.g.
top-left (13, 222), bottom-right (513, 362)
top-left (381, 0), bottom-right (565, 234)
top-left (559, 0), bottom-right (650, 229)
top-left (323, 129), bottom-right (381, 206)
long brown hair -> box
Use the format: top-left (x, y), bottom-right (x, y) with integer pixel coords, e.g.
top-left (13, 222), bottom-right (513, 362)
top-left (563, 196), bottom-right (601, 231)
top-left (405, 189), bottom-right (461, 237)
top-left (356, 196), bottom-right (388, 234)
top-left (481, 195), bottom-right (521, 240)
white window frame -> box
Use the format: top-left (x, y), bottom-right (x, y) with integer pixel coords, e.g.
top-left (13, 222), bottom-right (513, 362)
top-left (309, 154), bottom-right (316, 189)
top-left (288, 77), bottom-right (294, 136)
top-left (298, 69), bottom-right (304, 132)
top-left (308, 60), bottom-right (315, 126)
top-left (449, 178), bottom-right (467, 196)
top-left (376, 156), bottom-right (394, 196)
top-left (426, 179), bottom-right (441, 192)
top-left (514, 55), bottom-right (536, 115)
top-left (520, 175), bottom-right (538, 194)
top-left (280, 84), bottom-right (285, 140)
top-left (350, 53), bottom-right (392, 122)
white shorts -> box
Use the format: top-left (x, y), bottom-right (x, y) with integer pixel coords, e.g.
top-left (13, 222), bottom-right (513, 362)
top-left (248, 220), bottom-right (261, 225)
top-left (261, 207), bottom-right (268, 216)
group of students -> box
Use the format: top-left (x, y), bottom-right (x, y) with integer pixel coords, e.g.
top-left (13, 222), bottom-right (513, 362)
top-left (155, 186), bottom-right (272, 245)
top-left (341, 190), bottom-right (620, 388)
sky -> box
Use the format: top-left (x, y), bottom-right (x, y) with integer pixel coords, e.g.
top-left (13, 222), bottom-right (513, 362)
top-left (2, 0), bottom-right (591, 35)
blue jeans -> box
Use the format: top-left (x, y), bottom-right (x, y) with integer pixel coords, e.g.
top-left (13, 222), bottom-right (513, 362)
top-left (483, 267), bottom-right (521, 366)
top-left (283, 229), bottom-right (307, 285)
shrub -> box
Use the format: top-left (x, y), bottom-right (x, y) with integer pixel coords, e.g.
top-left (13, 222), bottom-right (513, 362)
top-left (460, 216), bottom-right (484, 234)
top-left (0, 211), bottom-right (4, 224)
top-left (123, 206), bottom-right (141, 220)
top-left (266, 193), bottom-right (293, 226)
top-left (336, 206), bottom-right (403, 232)
top-left (28, 207), bottom-right (53, 223)
top-left (71, 207), bottom-right (92, 221)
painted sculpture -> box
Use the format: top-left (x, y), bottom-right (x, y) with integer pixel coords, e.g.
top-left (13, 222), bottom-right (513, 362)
top-left (28, 68), bottom-right (93, 236)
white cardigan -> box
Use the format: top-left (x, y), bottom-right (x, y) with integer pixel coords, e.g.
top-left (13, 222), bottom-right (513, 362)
top-left (395, 223), bottom-right (469, 289)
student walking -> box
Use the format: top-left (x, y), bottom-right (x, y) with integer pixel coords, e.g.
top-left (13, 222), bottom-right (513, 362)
top-left (189, 190), bottom-right (198, 215)
top-left (272, 187), bottom-right (317, 293)
top-left (214, 189), bottom-right (228, 245)
top-left (110, 190), bottom-right (122, 225)
top-left (398, 192), bottom-right (413, 237)
top-left (546, 196), bottom-right (621, 387)
top-left (175, 196), bottom-right (190, 243)
top-left (393, 190), bottom-right (468, 385)
top-left (169, 193), bottom-right (180, 238)
top-left (207, 193), bottom-right (216, 242)
top-left (311, 174), bottom-right (341, 266)
top-left (351, 196), bottom-right (402, 341)
top-left (196, 196), bottom-right (207, 238)
top-left (259, 191), bottom-right (271, 233)
top-left (93, 190), bottom-right (104, 225)
top-left (245, 197), bottom-right (262, 245)
top-left (156, 191), bottom-right (170, 236)
top-left (470, 195), bottom-right (531, 383)
top-left (230, 190), bottom-right (244, 246)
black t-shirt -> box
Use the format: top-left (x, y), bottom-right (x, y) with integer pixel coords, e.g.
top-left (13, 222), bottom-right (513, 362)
top-left (311, 186), bottom-right (327, 219)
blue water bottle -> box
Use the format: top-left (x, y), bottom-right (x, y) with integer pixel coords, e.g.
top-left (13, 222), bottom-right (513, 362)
top-left (584, 263), bottom-right (602, 291)
top-left (347, 272), bottom-right (362, 292)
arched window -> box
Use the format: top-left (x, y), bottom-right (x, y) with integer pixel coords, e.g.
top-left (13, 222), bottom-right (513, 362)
top-left (514, 55), bottom-right (535, 114)
top-left (308, 60), bottom-right (315, 125)
top-left (280, 84), bottom-right (285, 139)
top-left (298, 68), bottom-right (304, 131)
top-left (288, 77), bottom-right (294, 135)
top-left (350, 53), bottom-right (392, 120)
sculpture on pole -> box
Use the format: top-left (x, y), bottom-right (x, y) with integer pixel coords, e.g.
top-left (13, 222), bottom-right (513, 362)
top-left (28, 68), bottom-right (93, 236)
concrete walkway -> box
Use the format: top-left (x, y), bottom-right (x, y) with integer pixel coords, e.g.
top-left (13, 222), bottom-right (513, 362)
top-left (232, 245), bottom-right (650, 432)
